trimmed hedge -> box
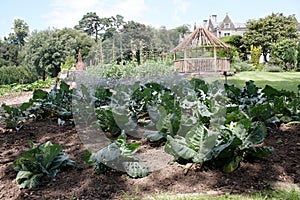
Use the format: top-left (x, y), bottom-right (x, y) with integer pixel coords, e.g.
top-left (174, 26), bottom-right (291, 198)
top-left (0, 66), bottom-right (38, 85)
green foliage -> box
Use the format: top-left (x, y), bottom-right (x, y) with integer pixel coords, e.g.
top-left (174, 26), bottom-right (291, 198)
top-left (75, 72), bottom-right (277, 173)
top-left (31, 81), bottom-right (73, 119)
top-left (230, 56), bottom-right (255, 72)
top-left (0, 65), bottom-right (37, 85)
top-left (164, 80), bottom-right (274, 172)
top-left (75, 12), bottom-right (125, 43)
top-left (13, 19), bottom-right (29, 47)
top-left (242, 13), bottom-right (299, 62)
top-left (262, 64), bottom-right (283, 72)
top-left (84, 131), bottom-right (149, 178)
top-left (87, 60), bottom-right (174, 80)
top-left (221, 35), bottom-right (247, 61)
top-left (226, 81), bottom-right (300, 124)
top-left (22, 28), bottom-right (95, 80)
top-left (1, 80), bottom-right (73, 130)
top-left (0, 78), bottom-right (53, 97)
top-left (165, 123), bottom-right (217, 163)
top-left (4, 67), bottom-right (299, 176)
top-left (297, 40), bottom-right (300, 71)
top-left (0, 19), bottom-right (29, 67)
top-left (1, 101), bottom-right (31, 131)
top-left (250, 45), bottom-right (262, 67)
top-left (13, 141), bottom-right (76, 188)
top-left (270, 38), bottom-right (297, 71)
top-left (60, 56), bottom-right (76, 71)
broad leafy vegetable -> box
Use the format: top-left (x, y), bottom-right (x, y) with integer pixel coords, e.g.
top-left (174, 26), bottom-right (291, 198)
top-left (13, 141), bottom-right (76, 188)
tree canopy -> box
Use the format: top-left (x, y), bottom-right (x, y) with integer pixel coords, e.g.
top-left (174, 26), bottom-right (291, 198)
top-left (0, 19), bottom-right (29, 67)
top-left (22, 28), bottom-right (95, 80)
top-left (75, 12), bottom-right (126, 43)
top-left (242, 13), bottom-right (299, 62)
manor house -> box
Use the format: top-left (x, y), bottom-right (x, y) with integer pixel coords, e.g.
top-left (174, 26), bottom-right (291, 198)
top-left (202, 14), bottom-right (247, 38)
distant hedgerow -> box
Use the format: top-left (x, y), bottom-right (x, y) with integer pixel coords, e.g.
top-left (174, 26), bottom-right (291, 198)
top-left (0, 65), bottom-right (38, 85)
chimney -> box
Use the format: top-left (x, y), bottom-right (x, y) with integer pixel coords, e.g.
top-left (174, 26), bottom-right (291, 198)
top-left (211, 15), bottom-right (217, 23)
top-left (203, 20), bottom-right (208, 27)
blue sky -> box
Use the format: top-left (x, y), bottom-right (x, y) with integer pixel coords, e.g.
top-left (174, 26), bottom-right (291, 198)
top-left (1, 0), bottom-right (299, 39)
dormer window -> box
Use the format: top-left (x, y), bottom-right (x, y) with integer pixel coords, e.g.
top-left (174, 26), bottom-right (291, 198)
top-left (224, 23), bottom-right (230, 29)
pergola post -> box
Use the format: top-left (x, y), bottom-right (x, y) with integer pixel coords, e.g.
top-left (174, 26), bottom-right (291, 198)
top-left (213, 47), bottom-right (217, 73)
top-left (173, 52), bottom-right (176, 72)
top-left (184, 50), bottom-right (187, 73)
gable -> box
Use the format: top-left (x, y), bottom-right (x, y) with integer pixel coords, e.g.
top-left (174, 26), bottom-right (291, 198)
top-left (220, 15), bottom-right (235, 29)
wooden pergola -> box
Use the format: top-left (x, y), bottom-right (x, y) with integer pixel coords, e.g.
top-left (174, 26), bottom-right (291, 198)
top-left (172, 27), bottom-right (231, 73)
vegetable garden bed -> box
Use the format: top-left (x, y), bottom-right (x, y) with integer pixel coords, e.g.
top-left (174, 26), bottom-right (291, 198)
top-left (0, 78), bottom-right (300, 199)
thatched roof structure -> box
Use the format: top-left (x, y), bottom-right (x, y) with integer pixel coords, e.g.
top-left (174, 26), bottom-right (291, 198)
top-left (172, 27), bottom-right (231, 73)
top-left (172, 27), bottom-right (230, 52)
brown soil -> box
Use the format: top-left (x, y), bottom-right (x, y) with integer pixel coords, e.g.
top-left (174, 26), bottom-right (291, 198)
top-left (0, 95), bottom-right (300, 200)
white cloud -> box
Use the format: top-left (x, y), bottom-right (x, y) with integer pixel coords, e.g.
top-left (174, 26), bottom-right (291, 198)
top-left (43, 0), bottom-right (148, 29)
top-left (172, 0), bottom-right (191, 23)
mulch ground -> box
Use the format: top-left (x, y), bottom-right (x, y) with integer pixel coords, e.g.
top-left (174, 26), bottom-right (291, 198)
top-left (0, 97), bottom-right (300, 199)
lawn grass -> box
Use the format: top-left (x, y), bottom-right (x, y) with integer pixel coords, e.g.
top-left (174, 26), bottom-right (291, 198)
top-left (142, 188), bottom-right (300, 200)
top-left (227, 71), bottom-right (300, 93)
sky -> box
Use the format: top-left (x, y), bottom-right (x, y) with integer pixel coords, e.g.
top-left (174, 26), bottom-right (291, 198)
top-left (1, 0), bottom-right (300, 39)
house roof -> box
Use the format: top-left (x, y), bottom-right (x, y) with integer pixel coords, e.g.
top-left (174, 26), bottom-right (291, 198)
top-left (172, 27), bottom-right (230, 52)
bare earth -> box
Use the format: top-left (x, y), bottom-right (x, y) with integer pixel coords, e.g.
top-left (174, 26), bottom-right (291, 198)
top-left (0, 94), bottom-right (300, 200)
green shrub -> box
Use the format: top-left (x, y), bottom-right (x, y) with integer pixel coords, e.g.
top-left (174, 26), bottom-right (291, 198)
top-left (0, 65), bottom-right (38, 85)
top-left (250, 45), bottom-right (262, 67)
top-left (87, 60), bottom-right (174, 80)
top-left (230, 56), bottom-right (255, 72)
top-left (262, 65), bottom-right (283, 72)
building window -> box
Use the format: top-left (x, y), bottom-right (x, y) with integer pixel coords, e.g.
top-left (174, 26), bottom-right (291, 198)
top-left (224, 33), bottom-right (230, 36)
top-left (224, 23), bottom-right (230, 29)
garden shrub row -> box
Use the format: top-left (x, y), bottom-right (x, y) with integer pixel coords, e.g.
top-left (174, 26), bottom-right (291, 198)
top-left (0, 65), bottom-right (38, 85)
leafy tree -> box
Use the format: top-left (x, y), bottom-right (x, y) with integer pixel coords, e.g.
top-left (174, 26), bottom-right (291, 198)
top-left (168, 24), bottom-right (191, 49)
top-left (174, 24), bottom-right (190, 37)
top-left (221, 35), bottom-right (247, 60)
top-left (154, 26), bottom-right (173, 52)
top-left (75, 12), bottom-right (126, 44)
top-left (0, 34), bottom-right (20, 66)
top-left (270, 38), bottom-right (297, 70)
top-left (119, 21), bottom-right (155, 63)
top-left (13, 19), bottom-right (29, 48)
top-left (242, 13), bottom-right (299, 62)
top-left (102, 15), bottom-right (125, 41)
top-left (0, 19), bottom-right (29, 67)
top-left (22, 28), bottom-right (95, 80)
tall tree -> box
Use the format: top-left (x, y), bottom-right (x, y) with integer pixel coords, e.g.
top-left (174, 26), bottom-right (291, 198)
top-left (13, 19), bottom-right (29, 48)
top-left (0, 19), bottom-right (29, 67)
top-left (102, 15), bottom-right (125, 41)
top-left (152, 26), bottom-right (173, 52)
top-left (22, 28), bottom-right (95, 80)
top-left (169, 24), bottom-right (191, 48)
top-left (242, 13), bottom-right (299, 62)
top-left (75, 12), bottom-right (102, 43)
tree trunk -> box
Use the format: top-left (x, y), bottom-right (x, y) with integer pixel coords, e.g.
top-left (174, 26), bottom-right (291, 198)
top-left (263, 52), bottom-right (268, 62)
top-left (42, 70), bottom-right (46, 81)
